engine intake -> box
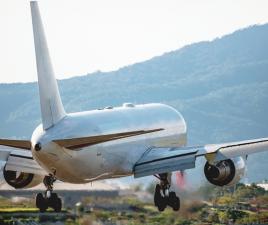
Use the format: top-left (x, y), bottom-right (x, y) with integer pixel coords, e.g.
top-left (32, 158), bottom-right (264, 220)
top-left (204, 157), bottom-right (245, 187)
top-left (3, 167), bottom-right (43, 189)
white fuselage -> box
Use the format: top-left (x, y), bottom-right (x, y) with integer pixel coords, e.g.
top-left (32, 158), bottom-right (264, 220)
top-left (31, 103), bottom-right (187, 183)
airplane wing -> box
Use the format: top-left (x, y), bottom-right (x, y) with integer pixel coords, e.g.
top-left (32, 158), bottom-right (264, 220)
top-left (134, 137), bottom-right (268, 178)
top-left (0, 146), bottom-right (47, 176)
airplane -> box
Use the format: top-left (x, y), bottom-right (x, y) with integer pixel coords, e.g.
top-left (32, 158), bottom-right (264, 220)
top-left (0, 1), bottom-right (268, 212)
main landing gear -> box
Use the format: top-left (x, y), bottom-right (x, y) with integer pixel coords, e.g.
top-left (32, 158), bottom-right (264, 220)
top-left (154, 173), bottom-right (180, 212)
top-left (36, 175), bottom-right (62, 212)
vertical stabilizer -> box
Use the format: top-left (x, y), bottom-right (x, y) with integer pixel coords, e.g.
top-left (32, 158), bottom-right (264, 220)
top-left (30, 1), bottom-right (66, 130)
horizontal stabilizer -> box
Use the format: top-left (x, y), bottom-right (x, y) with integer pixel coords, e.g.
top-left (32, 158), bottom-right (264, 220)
top-left (0, 139), bottom-right (31, 150)
top-left (53, 128), bottom-right (163, 150)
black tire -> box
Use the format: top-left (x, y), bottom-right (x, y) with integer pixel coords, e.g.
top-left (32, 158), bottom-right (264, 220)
top-left (154, 184), bottom-right (167, 212)
top-left (36, 193), bottom-right (48, 213)
top-left (49, 193), bottom-right (62, 212)
top-left (50, 193), bottom-right (58, 201)
top-left (167, 192), bottom-right (180, 211)
top-left (154, 184), bottom-right (160, 205)
top-left (53, 197), bottom-right (62, 212)
top-left (157, 201), bottom-right (167, 212)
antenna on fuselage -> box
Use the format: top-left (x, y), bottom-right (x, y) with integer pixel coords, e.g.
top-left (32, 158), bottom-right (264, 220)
top-left (30, 1), bottom-right (66, 130)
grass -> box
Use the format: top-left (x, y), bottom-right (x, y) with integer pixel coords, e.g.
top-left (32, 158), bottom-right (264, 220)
top-left (0, 207), bottom-right (39, 213)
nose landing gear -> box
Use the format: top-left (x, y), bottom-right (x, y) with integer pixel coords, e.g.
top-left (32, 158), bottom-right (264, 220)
top-left (154, 173), bottom-right (180, 212)
top-left (35, 175), bottom-right (62, 212)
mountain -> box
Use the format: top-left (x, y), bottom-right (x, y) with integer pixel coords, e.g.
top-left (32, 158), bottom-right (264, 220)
top-left (1, 24), bottom-right (268, 184)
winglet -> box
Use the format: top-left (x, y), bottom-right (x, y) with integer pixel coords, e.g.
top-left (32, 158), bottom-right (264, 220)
top-left (30, 1), bottom-right (66, 130)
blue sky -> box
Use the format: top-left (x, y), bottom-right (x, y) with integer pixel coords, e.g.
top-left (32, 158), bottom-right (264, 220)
top-left (1, 0), bottom-right (268, 83)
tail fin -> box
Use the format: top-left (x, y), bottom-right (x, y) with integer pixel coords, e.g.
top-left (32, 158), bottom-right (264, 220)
top-left (30, 1), bottom-right (66, 130)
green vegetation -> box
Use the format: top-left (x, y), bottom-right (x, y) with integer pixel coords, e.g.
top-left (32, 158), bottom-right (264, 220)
top-left (0, 183), bottom-right (267, 224)
top-left (0, 196), bottom-right (35, 208)
top-left (0, 24), bottom-right (268, 183)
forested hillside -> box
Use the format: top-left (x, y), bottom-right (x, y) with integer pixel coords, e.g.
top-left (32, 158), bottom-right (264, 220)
top-left (1, 24), bottom-right (268, 183)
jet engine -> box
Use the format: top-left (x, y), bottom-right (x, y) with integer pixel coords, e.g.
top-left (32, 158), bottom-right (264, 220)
top-left (3, 167), bottom-right (44, 189)
top-left (204, 157), bottom-right (246, 187)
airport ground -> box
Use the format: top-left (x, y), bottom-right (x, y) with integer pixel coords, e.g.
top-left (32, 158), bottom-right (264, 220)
top-left (0, 182), bottom-right (268, 225)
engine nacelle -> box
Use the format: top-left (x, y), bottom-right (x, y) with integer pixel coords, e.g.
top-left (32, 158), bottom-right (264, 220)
top-left (204, 157), bottom-right (246, 187)
top-left (3, 167), bottom-right (44, 189)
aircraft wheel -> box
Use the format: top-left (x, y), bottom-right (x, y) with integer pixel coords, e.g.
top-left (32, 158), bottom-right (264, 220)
top-left (154, 184), bottom-right (167, 212)
top-left (49, 193), bottom-right (62, 212)
top-left (36, 193), bottom-right (48, 212)
top-left (167, 192), bottom-right (180, 211)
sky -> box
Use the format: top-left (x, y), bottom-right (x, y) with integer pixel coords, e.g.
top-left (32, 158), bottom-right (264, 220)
top-left (1, 0), bottom-right (268, 83)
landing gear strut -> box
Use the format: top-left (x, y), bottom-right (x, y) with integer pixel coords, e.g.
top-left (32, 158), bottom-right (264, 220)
top-left (35, 174), bottom-right (62, 212)
top-left (154, 173), bottom-right (180, 212)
